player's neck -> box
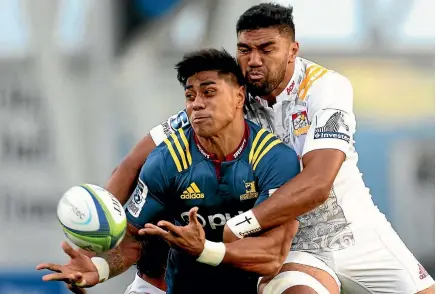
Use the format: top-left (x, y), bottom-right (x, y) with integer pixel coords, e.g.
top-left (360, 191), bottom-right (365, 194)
top-left (197, 117), bottom-right (246, 161)
top-left (261, 62), bottom-right (295, 106)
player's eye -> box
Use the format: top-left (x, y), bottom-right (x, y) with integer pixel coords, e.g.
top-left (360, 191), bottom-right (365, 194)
top-left (203, 88), bottom-right (216, 97)
top-left (238, 47), bottom-right (250, 54)
top-left (262, 48), bottom-right (273, 53)
top-left (185, 93), bottom-right (195, 100)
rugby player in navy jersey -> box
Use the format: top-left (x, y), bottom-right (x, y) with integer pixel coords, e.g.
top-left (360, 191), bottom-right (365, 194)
top-left (37, 48), bottom-right (300, 294)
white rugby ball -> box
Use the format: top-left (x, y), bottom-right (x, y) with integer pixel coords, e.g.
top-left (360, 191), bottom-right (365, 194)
top-left (57, 184), bottom-right (127, 253)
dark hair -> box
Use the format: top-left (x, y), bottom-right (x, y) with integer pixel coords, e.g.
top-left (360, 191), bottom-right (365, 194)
top-left (136, 236), bottom-right (169, 278)
top-left (175, 48), bottom-right (245, 87)
top-left (236, 3), bottom-right (295, 39)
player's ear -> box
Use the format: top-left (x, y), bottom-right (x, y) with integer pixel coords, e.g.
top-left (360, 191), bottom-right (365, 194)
top-left (288, 41), bottom-right (299, 63)
top-left (236, 86), bottom-right (245, 109)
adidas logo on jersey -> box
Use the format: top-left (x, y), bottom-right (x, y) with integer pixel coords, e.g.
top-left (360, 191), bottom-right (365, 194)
top-left (181, 182), bottom-right (204, 199)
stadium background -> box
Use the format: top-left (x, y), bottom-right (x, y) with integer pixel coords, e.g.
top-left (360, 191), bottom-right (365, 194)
top-left (0, 0), bottom-right (433, 293)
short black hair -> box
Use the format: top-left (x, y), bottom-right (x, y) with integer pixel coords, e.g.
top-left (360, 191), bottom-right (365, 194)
top-left (136, 236), bottom-right (169, 278)
top-left (175, 48), bottom-right (245, 87)
top-left (236, 3), bottom-right (295, 39)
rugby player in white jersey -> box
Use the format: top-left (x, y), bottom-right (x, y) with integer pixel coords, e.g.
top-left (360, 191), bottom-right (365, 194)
top-left (63, 3), bottom-right (434, 294)
top-left (225, 4), bottom-right (433, 293)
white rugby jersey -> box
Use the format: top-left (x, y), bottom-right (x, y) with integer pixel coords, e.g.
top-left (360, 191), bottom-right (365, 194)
top-left (149, 57), bottom-right (384, 252)
top-left (124, 272), bottom-right (166, 294)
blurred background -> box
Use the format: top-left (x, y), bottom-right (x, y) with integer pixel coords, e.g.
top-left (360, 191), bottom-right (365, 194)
top-left (0, 0), bottom-right (434, 293)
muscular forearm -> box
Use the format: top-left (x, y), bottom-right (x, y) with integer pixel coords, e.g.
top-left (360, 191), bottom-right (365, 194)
top-left (222, 221), bottom-right (298, 276)
top-left (98, 233), bottom-right (141, 279)
top-left (251, 150), bottom-right (343, 232)
top-left (252, 171), bottom-right (326, 231)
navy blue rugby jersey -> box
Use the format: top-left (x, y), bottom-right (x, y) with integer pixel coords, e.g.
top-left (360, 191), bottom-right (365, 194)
top-left (126, 120), bottom-right (300, 294)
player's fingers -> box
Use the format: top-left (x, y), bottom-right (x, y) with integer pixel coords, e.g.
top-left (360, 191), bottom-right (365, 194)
top-left (36, 263), bottom-right (63, 272)
top-left (42, 272), bottom-right (78, 282)
top-left (140, 225), bottom-right (178, 245)
top-left (139, 224), bottom-right (169, 237)
top-left (62, 241), bottom-right (79, 259)
top-left (188, 207), bottom-right (200, 225)
top-left (157, 221), bottom-right (182, 236)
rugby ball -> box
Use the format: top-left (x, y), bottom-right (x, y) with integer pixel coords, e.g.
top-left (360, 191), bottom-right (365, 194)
top-left (57, 184), bottom-right (127, 253)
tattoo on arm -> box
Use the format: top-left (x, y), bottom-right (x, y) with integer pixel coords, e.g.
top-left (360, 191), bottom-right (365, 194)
top-left (98, 234), bottom-right (142, 279)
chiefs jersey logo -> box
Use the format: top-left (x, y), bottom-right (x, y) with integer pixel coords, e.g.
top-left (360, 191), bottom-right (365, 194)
top-left (292, 111), bottom-right (310, 136)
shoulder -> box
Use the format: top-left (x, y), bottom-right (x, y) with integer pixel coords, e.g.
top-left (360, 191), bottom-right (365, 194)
top-left (152, 125), bottom-right (194, 177)
top-left (298, 60), bottom-right (353, 113)
top-left (247, 122), bottom-right (297, 171)
top-left (312, 70), bottom-right (353, 101)
top-left (299, 60), bottom-right (352, 98)
top-left (149, 109), bottom-right (190, 146)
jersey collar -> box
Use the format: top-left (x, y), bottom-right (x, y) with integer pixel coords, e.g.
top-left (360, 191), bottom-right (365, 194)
top-left (194, 122), bottom-right (250, 162)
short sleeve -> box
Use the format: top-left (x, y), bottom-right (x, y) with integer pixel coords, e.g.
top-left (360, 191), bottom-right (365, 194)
top-left (125, 150), bottom-right (169, 229)
top-left (149, 110), bottom-right (190, 145)
top-left (303, 73), bottom-right (356, 157)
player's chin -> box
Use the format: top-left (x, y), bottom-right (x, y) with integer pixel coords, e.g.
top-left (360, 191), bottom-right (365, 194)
top-left (193, 126), bottom-right (213, 138)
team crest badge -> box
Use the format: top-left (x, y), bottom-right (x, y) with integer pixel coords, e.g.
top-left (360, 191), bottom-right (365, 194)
top-left (292, 111), bottom-right (310, 136)
top-left (240, 181), bottom-right (258, 201)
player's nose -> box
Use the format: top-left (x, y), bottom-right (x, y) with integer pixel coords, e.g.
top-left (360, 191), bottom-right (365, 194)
top-left (192, 96), bottom-right (206, 111)
top-left (247, 51), bottom-right (263, 67)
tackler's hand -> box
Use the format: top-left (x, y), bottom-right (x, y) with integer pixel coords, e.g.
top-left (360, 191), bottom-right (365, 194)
top-left (139, 207), bottom-right (206, 257)
top-left (36, 242), bottom-right (99, 288)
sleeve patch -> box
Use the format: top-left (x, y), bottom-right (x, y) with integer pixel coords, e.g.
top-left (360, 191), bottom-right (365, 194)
top-left (313, 110), bottom-right (350, 143)
top-left (168, 110), bottom-right (189, 131)
top-left (127, 178), bottom-right (148, 218)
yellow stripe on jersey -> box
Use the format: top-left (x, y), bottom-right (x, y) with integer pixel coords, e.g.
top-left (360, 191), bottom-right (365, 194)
top-left (253, 139), bottom-right (282, 170)
top-left (298, 65), bottom-right (317, 94)
top-left (171, 133), bottom-right (188, 170)
top-left (300, 69), bottom-right (328, 100)
top-left (178, 128), bottom-right (192, 165)
top-left (164, 138), bottom-right (182, 172)
top-left (251, 133), bottom-right (274, 165)
top-left (249, 129), bottom-right (267, 164)
top-left (298, 64), bottom-right (328, 101)
top-left (191, 182), bottom-right (201, 193)
top-left (187, 186), bottom-right (195, 193)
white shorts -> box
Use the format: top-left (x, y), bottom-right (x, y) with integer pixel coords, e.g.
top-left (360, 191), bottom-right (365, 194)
top-left (124, 272), bottom-right (166, 294)
top-left (286, 222), bottom-right (434, 293)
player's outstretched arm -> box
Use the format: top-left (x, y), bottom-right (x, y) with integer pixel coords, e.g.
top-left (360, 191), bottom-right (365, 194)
top-left (36, 227), bottom-right (141, 287)
top-left (96, 224), bottom-right (142, 279)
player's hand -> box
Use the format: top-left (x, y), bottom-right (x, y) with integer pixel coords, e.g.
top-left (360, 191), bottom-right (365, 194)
top-left (36, 241), bottom-right (99, 288)
top-left (139, 207), bottom-right (205, 257)
top-left (223, 224), bottom-right (239, 243)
